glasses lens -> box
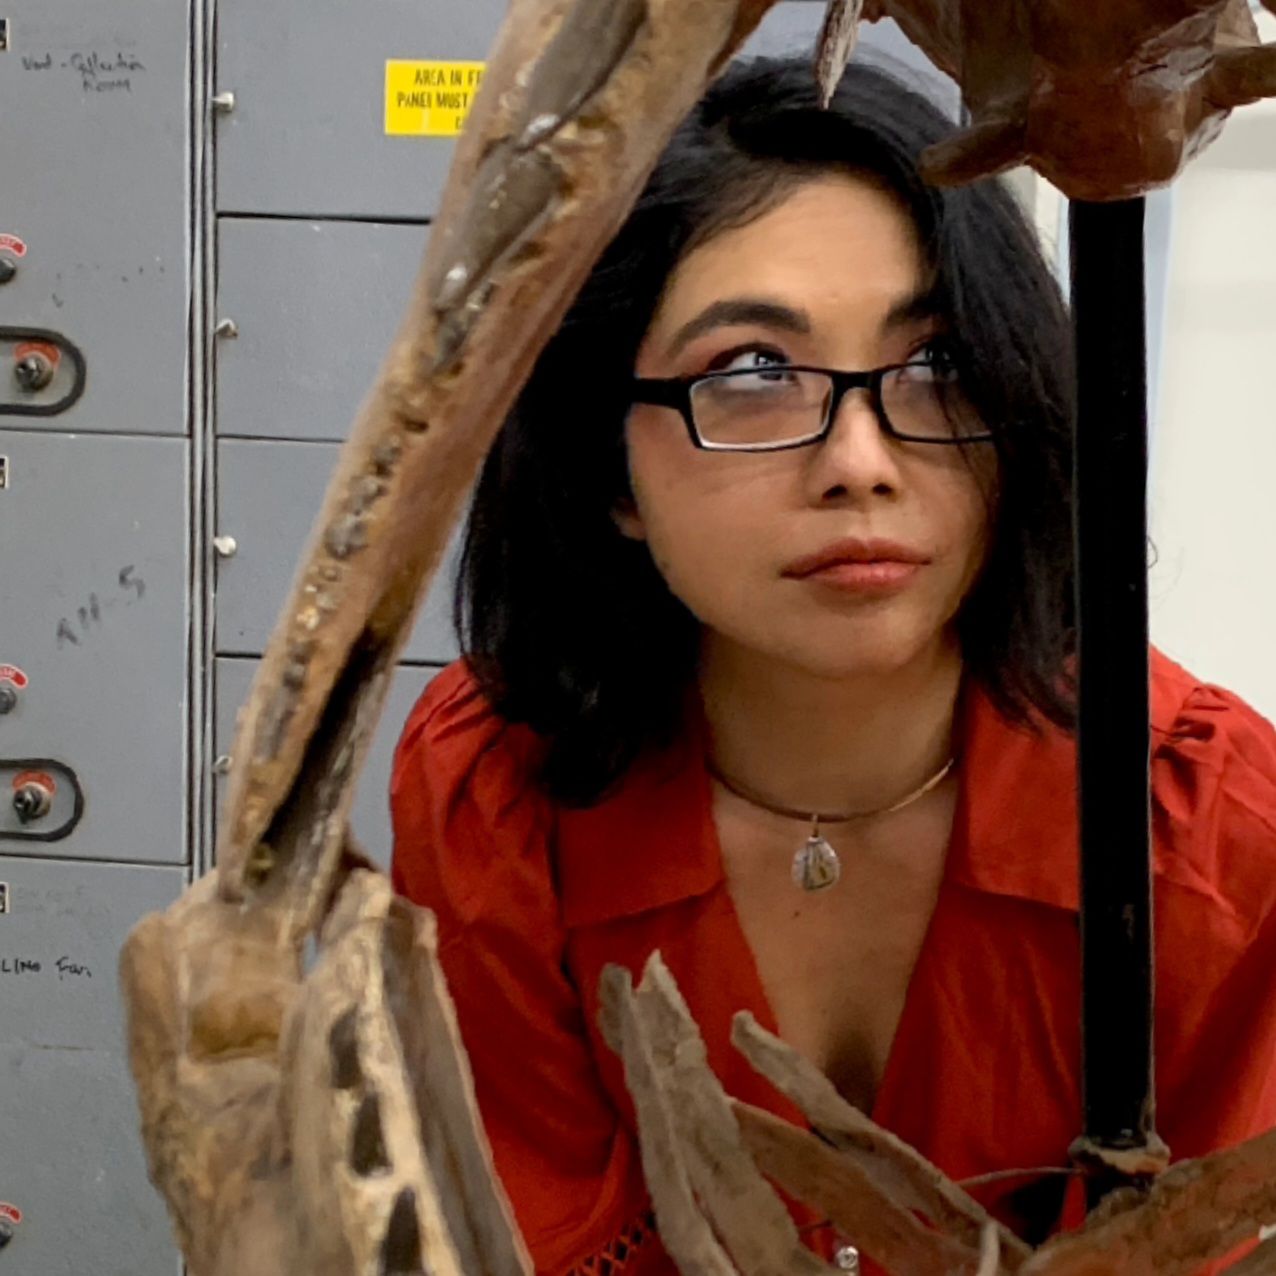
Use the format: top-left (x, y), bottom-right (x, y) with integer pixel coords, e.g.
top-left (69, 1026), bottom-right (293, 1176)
top-left (690, 368), bottom-right (832, 449)
top-left (881, 361), bottom-right (986, 442)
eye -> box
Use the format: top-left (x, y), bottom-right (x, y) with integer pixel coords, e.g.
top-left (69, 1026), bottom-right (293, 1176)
top-left (910, 337), bottom-right (957, 375)
top-left (707, 344), bottom-right (790, 375)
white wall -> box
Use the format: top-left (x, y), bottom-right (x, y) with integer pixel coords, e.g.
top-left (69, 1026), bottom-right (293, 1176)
top-left (1149, 5), bottom-right (1276, 720)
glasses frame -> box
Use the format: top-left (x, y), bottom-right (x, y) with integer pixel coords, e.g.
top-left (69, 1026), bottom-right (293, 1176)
top-left (630, 356), bottom-right (996, 453)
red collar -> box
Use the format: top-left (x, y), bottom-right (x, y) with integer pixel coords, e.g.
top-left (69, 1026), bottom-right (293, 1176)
top-left (556, 655), bottom-right (1196, 928)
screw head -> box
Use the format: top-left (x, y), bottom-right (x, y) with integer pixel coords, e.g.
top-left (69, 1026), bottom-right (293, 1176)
top-left (835, 1245), bottom-right (860, 1273)
top-left (13, 352), bottom-right (53, 391)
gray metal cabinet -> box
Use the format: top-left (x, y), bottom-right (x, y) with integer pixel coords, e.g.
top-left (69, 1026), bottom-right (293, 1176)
top-left (0, 430), bottom-right (188, 865)
top-left (0, 0), bottom-right (189, 436)
top-left (0, 855), bottom-right (185, 1276)
top-left (215, 217), bottom-right (428, 442)
top-left (214, 657), bottom-right (441, 868)
top-left (215, 437), bottom-right (461, 662)
top-left (215, 0), bottom-right (507, 218)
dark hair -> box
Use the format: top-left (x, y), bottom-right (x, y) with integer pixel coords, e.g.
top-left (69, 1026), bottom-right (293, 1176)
top-left (457, 54), bottom-right (1076, 805)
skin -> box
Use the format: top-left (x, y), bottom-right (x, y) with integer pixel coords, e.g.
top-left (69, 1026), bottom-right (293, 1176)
top-left (620, 173), bottom-right (997, 1110)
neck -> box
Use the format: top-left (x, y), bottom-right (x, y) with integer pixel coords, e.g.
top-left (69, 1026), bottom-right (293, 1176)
top-left (698, 634), bottom-right (963, 818)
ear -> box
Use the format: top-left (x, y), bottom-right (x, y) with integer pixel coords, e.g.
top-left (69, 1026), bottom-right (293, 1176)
top-left (611, 495), bottom-right (647, 542)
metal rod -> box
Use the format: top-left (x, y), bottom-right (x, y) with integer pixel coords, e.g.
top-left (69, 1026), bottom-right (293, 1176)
top-left (1067, 197), bottom-right (1162, 1189)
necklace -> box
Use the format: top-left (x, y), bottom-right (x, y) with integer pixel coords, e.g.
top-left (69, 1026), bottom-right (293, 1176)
top-left (706, 755), bottom-right (957, 892)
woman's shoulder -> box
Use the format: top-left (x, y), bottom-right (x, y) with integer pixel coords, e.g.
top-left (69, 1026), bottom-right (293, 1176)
top-left (393, 659), bottom-right (541, 780)
top-left (1149, 648), bottom-right (1276, 938)
top-left (389, 659), bottom-right (555, 927)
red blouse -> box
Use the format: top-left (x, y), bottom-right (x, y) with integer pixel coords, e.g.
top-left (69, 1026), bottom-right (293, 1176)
top-left (390, 649), bottom-right (1276, 1274)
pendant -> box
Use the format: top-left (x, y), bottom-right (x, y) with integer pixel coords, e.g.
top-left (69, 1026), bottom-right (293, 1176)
top-left (792, 833), bottom-right (840, 891)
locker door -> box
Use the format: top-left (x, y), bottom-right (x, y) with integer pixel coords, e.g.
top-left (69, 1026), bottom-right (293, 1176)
top-left (0, 857), bottom-right (185, 1275)
top-left (0, 431), bottom-right (188, 865)
top-left (214, 658), bottom-right (439, 869)
top-left (215, 0), bottom-right (507, 218)
top-left (0, 0), bottom-right (189, 436)
top-left (215, 217), bottom-right (428, 443)
top-left (215, 437), bottom-right (460, 664)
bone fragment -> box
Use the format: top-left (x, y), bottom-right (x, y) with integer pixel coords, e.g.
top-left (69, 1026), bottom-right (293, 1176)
top-left (600, 954), bottom-right (838, 1274)
top-left (123, 860), bottom-right (530, 1276)
top-left (860, 0), bottom-right (1276, 198)
top-left (732, 1012), bottom-right (1029, 1265)
top-left (1222, 1233), bottom-right (1276, 1275)
top-left (734, 1102), bottom-right (1007, 1275)
top-left (1024, 1125), bottom-right (1276, 1275)
top-left (815, 0), bottom-right (864, 105)
top-left (978, 1222), bottom-right (1004, 1276)
top-left (215, 0), bottom-right (784, 945)
top-left (599, 963), bottom-right (740, 1276)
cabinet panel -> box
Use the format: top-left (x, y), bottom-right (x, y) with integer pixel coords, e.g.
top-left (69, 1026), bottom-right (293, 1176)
top-left (215, 218), bottom-right (427, 443)
top-left (0, 1), bottom-right (188, 435)
top-left (0, 431), bottom-right (188, 864)
top-left (215, 0), bottom-right (506, 218)
top-left (0, 855), bottom-right (186, 1275)
top-left (214, 437), bottom-right (461, 662)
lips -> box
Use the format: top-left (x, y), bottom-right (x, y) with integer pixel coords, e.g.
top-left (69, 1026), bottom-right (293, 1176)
top-left (782, 538), bottom-right (931, 579)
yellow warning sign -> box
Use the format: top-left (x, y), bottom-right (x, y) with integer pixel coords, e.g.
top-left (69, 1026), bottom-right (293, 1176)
top-left (385, 60), bottom-right (486, 136)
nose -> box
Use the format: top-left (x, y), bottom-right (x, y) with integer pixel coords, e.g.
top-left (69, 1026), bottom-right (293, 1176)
top-left (802, 383), bottom-right (903, 506)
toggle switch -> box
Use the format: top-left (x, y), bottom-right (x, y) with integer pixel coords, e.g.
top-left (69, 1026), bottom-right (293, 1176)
top-left (13, 349), bottom-right (54, 392)
top-left (0, 686), bottom-right (16, 715)
top-left (12, 771), bottom-right (54, 824)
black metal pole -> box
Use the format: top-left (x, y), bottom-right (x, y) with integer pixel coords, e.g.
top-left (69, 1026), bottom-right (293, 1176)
top-left (1067, 198), bottom-right (1166, 1198)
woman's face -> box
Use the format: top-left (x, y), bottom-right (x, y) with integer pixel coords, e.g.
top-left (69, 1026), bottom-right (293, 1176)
top-left (621, 172), bottom-right (995, 682)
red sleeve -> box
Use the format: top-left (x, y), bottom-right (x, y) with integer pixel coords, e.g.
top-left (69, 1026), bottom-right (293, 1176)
top-left (389, 662), bottom-right (655, 1274)
top-left (1151, 672), bottom-right (1276, 1162)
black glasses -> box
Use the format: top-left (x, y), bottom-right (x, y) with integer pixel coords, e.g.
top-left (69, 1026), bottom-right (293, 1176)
top-left (630, 353), bottom-right (995, 453)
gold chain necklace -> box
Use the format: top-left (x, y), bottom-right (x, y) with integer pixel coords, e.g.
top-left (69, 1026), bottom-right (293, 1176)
top-left (706, 755), bottom-right (957, 892)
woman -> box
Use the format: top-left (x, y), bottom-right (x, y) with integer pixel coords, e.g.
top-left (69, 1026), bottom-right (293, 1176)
top-left (390, 55), bottom-right (1276, 1274)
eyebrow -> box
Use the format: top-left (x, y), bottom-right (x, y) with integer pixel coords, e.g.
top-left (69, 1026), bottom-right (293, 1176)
top-left (663, 286), bottom-right (940, 360)
top-left (882, 285), bottom-right (941, 331)
top-left (665, 298), bottom-right (810, 359)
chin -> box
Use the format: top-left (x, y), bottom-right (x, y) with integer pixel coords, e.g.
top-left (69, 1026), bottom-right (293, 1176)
top-left (775, 627), bottom-right (937, 683)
